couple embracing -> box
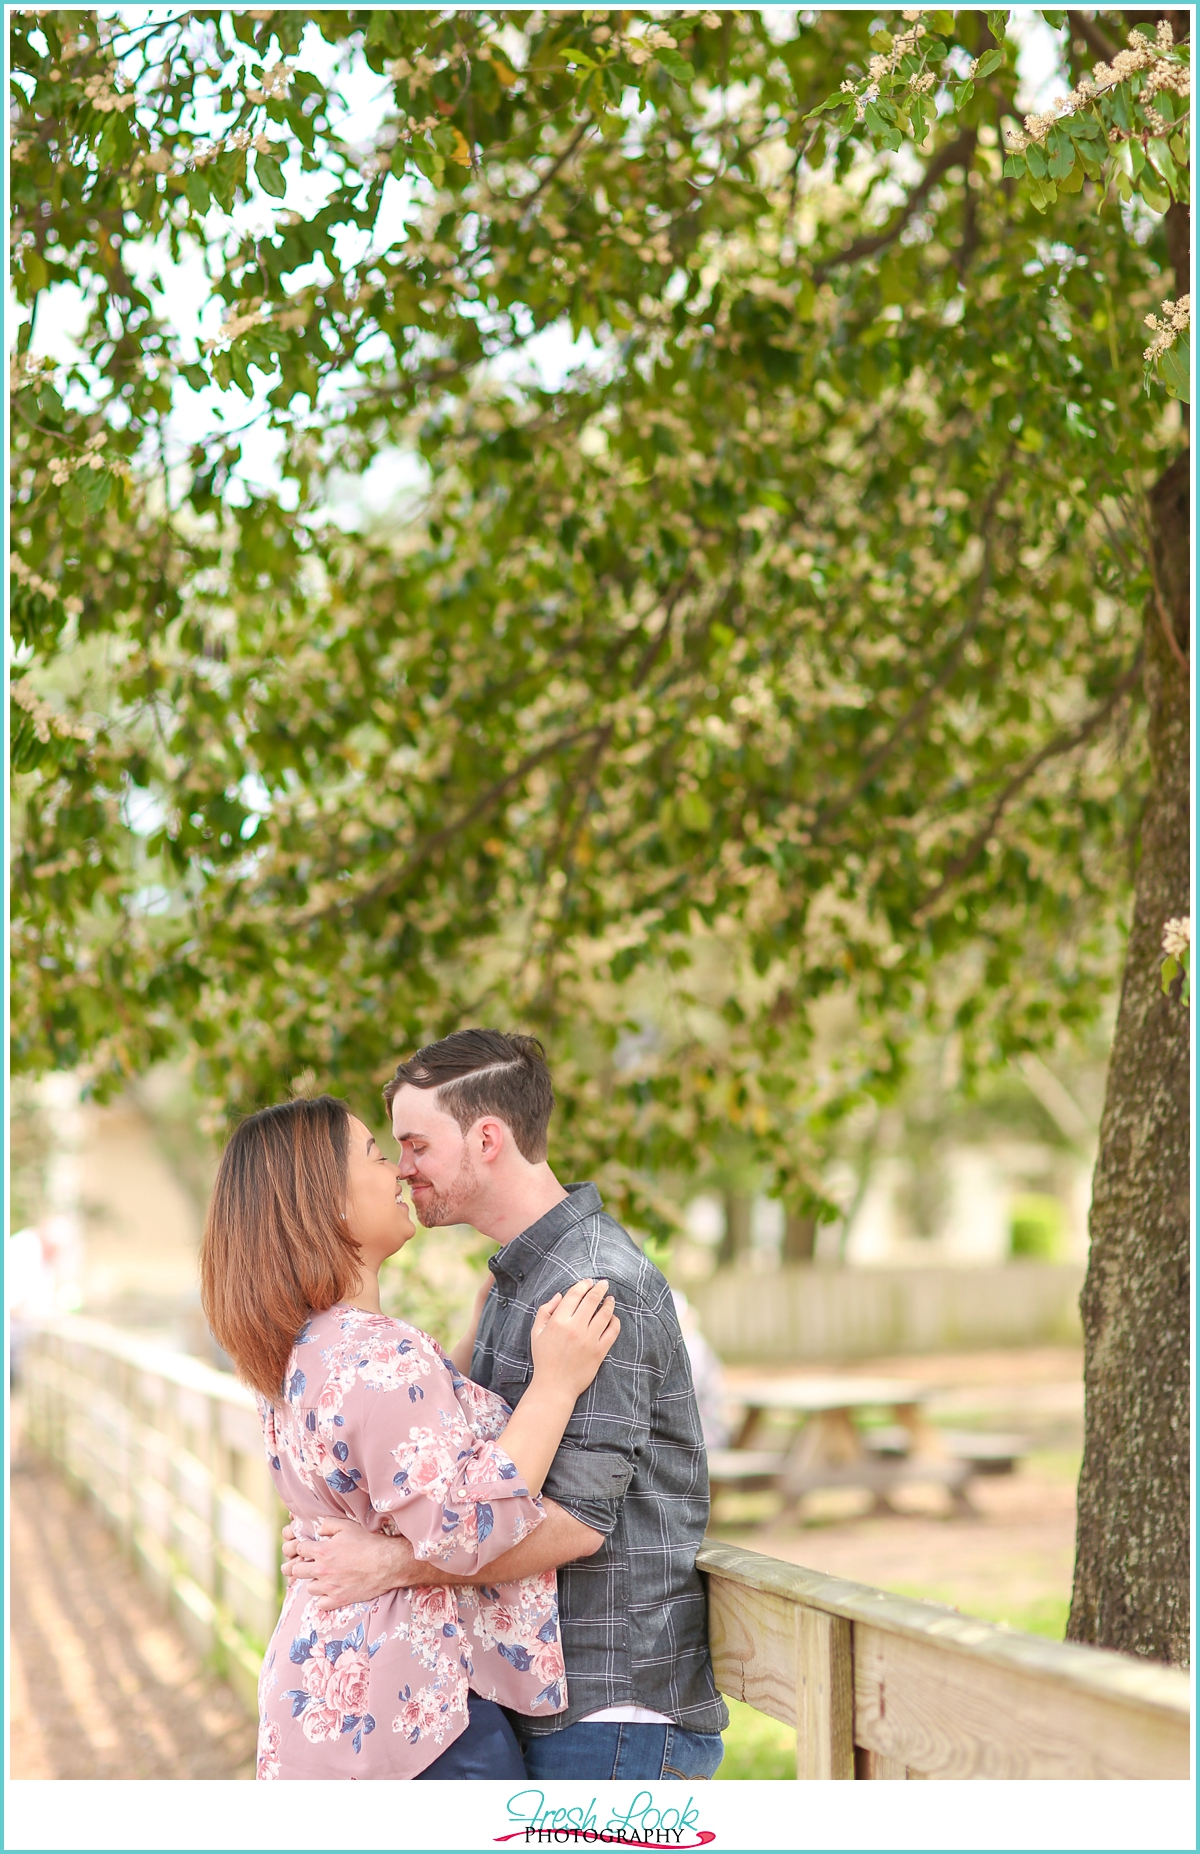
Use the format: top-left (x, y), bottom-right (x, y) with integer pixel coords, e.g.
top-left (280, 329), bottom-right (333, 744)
top-left (200, 1029), bottom-right (728, 1782)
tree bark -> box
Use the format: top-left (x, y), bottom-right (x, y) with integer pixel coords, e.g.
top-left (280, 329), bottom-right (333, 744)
top-left (1066, 446), bottom-right (1191, 1664)
top-left (717, 1190), bottom-right (753, 1268)
top-left (783, 1210), bottom-right (818, 1263)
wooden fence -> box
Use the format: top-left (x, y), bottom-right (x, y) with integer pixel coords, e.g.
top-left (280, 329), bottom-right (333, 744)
top-left (19, 1317), bottom-right (1190, 1779)
top-left (687, 1260), bottom-right (1086, 1363)
top-left (698, 1540), bottom-right (1190, 1779)
top-left (19, 1315), bottom-right (283, 1711)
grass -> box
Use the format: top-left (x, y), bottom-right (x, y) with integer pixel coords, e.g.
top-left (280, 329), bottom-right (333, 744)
top-left (715, 1698), bottom-right (796, 1780)
top-left (885, 1584), bottom-right (1072, 1640)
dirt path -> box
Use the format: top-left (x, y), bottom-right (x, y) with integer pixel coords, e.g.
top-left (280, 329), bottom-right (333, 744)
top-left (9, 1450), bottom-right (255, 1780)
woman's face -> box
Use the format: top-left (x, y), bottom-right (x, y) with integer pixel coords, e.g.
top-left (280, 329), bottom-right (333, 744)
top-left (343, 1115), bottom-right (415, 1267)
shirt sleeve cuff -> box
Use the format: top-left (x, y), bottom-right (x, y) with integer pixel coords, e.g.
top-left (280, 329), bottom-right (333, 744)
top-left (554, 1496), bottom-right (621, 1536)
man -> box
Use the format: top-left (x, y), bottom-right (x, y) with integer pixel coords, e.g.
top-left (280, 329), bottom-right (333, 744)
top-left (283, 1028), bottom-right (728, 1780)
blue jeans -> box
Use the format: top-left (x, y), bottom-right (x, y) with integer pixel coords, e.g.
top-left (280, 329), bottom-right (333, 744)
top-left (519, 1721), bottom-right (724, 1781)
top-left (416, 1695), bottom-right (527, 1780)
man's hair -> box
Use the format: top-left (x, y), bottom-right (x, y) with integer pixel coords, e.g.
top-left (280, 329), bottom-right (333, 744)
top-left (383, 1029), bottom-right (554, 1163)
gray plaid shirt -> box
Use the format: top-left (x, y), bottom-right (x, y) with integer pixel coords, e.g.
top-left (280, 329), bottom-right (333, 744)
top-left (471, 1184), bottom-right (728, 1735)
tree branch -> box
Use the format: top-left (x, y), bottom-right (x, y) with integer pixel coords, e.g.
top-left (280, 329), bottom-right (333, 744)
top-left (1066, 11), bottom-right (1121, 65)
top-left (812, 128), bottom-right (977, 281)
top-left (808, 483), bottom-right (1005, 839)
top-left (913, 652), bottom-right (1144, 921)
top-left (300, 721), bottom-right (611, 925)
top-left (518, 115), bottom-right (595, 230)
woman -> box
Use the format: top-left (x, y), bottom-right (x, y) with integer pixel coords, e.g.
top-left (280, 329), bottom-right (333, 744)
top-left (200, 1094), bottom-right (619, 1780)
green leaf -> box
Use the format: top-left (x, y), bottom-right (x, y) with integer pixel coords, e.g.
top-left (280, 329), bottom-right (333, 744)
top-left (656, 49), bottom-right (695, 85)
top-left (1003, 153), bottom-right (1026, 178)
top-left (180, 363), bottom-right (209, 391)
top-left (986, 10), bottom-right (1010, 41)
top-left (1160, 334), bottom-right (1190, 404)
top-left (1025, 142), bottom-right (1047, 178)
top-left (954, 79), bottom-right (975, 108)
top-left (974, 48), bottom-right (1004, 80)
top-left (864, 102), bottom-right (901, 150)
top-left (1138, 174), bottom-right (1170, 214)
top-left (1147, 138), bottom-right (1179, 195)
top-left (679, 792), bottom-right (713, 833)
top-left (184, 170), bottom-right (210, 213)
top-left (1161, 954), bottom-right (1180, 995)
top-left (806, 92), bottom-right (850, 119)
top-left (1048, 141), bottom-right (1075, 183)
top-left (255, 151), bottom-right (287, 197)
top-left (22, 249), bottom-right (48, 293)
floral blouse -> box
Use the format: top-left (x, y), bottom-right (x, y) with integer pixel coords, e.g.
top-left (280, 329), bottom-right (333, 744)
top-left (254, 1303), bottom-right (566, 1780)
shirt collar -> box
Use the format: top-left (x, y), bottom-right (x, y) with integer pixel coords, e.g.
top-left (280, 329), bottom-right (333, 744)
top-left (488, 1182), bottom-right (603, 1285)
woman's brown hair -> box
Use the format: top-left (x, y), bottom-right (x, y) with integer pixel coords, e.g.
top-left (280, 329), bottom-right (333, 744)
top-left (200, 1095), bottom-right (361, 1402)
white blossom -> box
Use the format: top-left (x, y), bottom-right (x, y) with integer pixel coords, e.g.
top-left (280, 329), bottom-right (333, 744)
top-left (1005, 26), bottom-right (1189, 150)
top-left (1162, 917), bottom-right (1191, 960)
top-left (11, 678), bottom-right (90, 743)
top-left (202, 300), bottom-right (268, 352)
top-left (46, 432), bottom-right (118, 485)
top-left (840, 18), bottom-right (927, 112)
top-left (132, 146), bottom-right (174, 175)
top-left (245, 61), bottom-right (294, 103)
top-left (11, 554), bottom-right (60, 602)
top-left (1144, 294), bottom-right (1190, 364)
top-left (10, 352), bottom-right (58, 391)
top-left (83, 70), bottom-right (137, 113)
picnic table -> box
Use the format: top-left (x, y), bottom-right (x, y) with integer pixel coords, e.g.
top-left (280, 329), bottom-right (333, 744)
top-left (707, 1376), bottom-right (1023, 1518)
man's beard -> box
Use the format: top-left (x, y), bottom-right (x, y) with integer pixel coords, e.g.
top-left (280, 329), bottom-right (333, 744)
top-left (411, 1148), bottom-right (479, 1229)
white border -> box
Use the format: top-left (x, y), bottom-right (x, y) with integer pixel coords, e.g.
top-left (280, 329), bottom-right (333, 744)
top-left (3, 1776), bottom-right (1199, 1853)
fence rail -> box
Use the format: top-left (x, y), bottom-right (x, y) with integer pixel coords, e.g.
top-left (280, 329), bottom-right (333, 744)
top-left (698, 1541), bottom-right (1190, 1779)
top-left (20, 1317), bottom-right (1190, 1779)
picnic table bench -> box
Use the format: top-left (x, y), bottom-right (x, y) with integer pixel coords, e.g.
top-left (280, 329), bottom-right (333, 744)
top-left (708, 1376), bottom-right (1028, 1517)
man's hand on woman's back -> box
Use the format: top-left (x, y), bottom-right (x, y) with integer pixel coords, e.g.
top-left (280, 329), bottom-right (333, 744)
top-left (281, 1517), bottom-right (428, 1608)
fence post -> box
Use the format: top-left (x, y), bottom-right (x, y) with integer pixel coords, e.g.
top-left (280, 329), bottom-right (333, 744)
top-left (796, 1606), bottom-right (854, 1779)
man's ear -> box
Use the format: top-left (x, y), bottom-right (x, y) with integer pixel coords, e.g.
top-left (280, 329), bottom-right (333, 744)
top-left (475, 1117), bottom-right (508, 1164)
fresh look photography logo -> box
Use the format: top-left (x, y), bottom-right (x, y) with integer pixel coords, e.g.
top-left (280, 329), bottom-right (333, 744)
top-left (495, 1788), bottom-right (716, 1848)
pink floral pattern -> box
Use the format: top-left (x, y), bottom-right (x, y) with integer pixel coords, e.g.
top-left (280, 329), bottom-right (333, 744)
top-left (255, 1304), bottom-right (565, 1779)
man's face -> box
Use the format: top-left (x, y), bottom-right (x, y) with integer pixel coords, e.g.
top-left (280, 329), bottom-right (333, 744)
top-left (390, 1084), bottom-right (479, 1228)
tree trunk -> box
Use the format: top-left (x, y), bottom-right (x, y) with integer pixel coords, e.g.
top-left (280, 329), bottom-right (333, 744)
top-left (783, 1210), bottom-right (817, 1262)
top-left (717, 1190), bottom-right (752, 1268)
top-left (1066, 445), bottom-right (1191, 1664)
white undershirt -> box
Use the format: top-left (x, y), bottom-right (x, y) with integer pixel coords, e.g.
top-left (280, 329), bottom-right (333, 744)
top-left (579, 1706), bottom-right (674, 1724)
